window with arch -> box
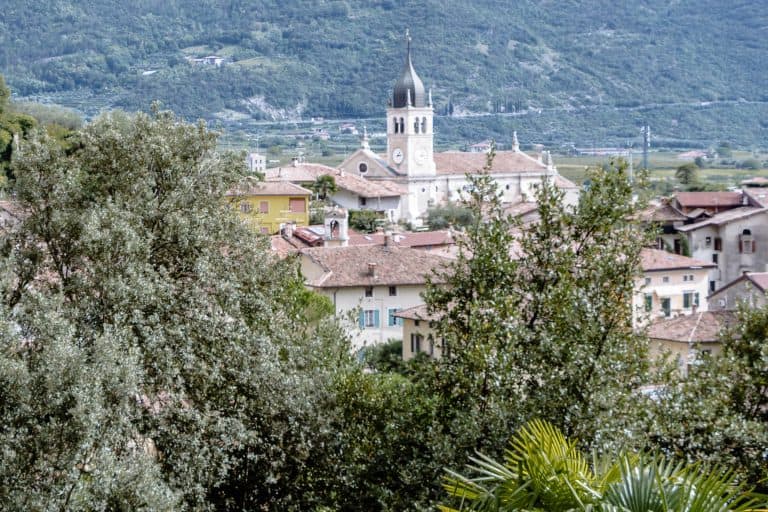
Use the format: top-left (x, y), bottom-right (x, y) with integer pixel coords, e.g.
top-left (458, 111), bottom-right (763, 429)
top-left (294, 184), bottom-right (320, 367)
top-left (740, 228), bottom-right (755, 253)
top-left (393, 117), bottom-right (398, 134)
top-left (421, 117), bottom-right (427, 133)
top-left (414, 118), bottom-right (420, 133)
top-left (399, 118), bottom-right (404, 133)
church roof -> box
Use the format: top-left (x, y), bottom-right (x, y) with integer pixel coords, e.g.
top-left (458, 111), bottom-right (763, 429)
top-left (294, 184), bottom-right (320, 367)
top-left (392, 32), bottom-right (426, 108)
top-left (265, 162), bottom-right (405, 198)
top-left (433, 150), bottom-right (548, 176)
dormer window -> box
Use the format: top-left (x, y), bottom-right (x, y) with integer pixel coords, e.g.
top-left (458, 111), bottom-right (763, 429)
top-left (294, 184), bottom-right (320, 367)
top-left (740, 229), bottom-right (755, 254)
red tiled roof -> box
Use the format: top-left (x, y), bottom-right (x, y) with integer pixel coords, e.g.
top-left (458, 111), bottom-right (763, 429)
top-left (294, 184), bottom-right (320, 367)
top-left (676, 206), bottom-right (768, 231)
top-left (301, 245), bottom-right (451, 288)
top-left (640, 248), bottom-right (715, 271)
top-left (647, 311), bottom-right (736, 343)
top-left (393, 303), bottom-right (441, 322)
top-left (674, 191), bottom-right (743, 209)
top-left (637, 202), bottom-right (687, 223)
top-left (347, 230), bottom-right (455, 248)
top-left (265, 163), bottom-right (405, 198)
top-left (434, 150), bottom-right (546, 176)
top-left (226, 180), bottom-right (311, 196)
top-left (747, 272), bottom-right (768, 291)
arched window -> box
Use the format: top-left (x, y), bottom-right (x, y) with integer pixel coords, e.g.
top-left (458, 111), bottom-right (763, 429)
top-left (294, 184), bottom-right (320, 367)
top-left (393, 117), bottom-right (398, 134)
top-left (399, 117), bottom-right (404, 133)
top-left (414, 118), bottom-right (420, 133)
top-left (740, 228), bottom-right (755, 253)
top-left (421, 117), bottom-right (427, 133)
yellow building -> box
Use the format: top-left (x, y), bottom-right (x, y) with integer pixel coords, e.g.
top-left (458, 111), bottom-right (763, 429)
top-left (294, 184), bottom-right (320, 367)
top-left (226, 181), bottom-right (311, 234)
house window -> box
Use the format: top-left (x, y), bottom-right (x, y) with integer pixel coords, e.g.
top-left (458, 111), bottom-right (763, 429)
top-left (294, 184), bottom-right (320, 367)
top-left (714, 237), bottom-right (722, 251)
top-left (364, 286), bottom-right (373, 298)
top-left (661, 298), bottom-right (671, 317)
top-left (644, 277), bottom-right (651, 286)
top-left (740, 229), bottom-right (755, 254)
top-left (414, 319), bottom-right (420, 327)
top-left (358, 162), bottom-right (368, 173)
top-left (389, 286), bottom-right (397, 296)
top-left (387, 308), bottom-right (402, 327)
top-left (428, 334), bottom-right (435, 356)
top-left (683, 291), bottom-right (699, 309)
top-left (259, 201), bottom-right (269, 213)
top-left (662, 276), bottom-right (670, 283)
top-left (414, 118), bottom-right (420, 133)
top-left (421, 117), bottom-right (427, 133)
top-left (644, 293), bottom-right (653, 312)
top-left (410, 333), bottom-right (423, 353)
top-left (393, 117), bottom-right (398, 134)
top-left (359, 309), bottom-right (379, 329)
top-left (359, 197), bottom-right (367, 207)
top-left (705, 236), bottom-right (712, 246)
top-left (712, 253), bottom-right (719, 264)
top-left (289, 198), bottom-right (306, 213)
top-left (240, 202), bottom-right (252, 213)
top-left (709, 280), bottom-right (716, 293)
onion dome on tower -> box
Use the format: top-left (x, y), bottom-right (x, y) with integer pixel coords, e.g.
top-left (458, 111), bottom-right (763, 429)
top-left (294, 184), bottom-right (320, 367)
top-left (392, 30), bottom-right (426, 108)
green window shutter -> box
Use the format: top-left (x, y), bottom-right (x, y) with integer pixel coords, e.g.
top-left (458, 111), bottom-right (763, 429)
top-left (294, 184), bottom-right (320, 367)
top-left (358, 310), bottom-right (365, 329)
top-left (373, 309), bottom-right (380, 328)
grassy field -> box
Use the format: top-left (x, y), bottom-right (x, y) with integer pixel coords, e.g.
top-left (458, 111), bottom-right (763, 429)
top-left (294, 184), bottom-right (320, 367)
top-left (557, 151), bottom-right (768, 190)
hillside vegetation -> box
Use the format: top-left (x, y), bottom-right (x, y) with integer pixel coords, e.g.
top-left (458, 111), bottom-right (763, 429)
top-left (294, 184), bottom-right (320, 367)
top-left (2, 0), bottom-right (767, 147)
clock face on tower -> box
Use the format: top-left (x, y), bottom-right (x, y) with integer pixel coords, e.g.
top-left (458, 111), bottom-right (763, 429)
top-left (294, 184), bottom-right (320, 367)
top-left (392, 148), bottom-right (404, 164)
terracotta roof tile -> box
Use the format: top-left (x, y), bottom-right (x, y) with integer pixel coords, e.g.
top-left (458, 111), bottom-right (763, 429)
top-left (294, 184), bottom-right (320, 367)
top-left (674, 191), bottom-right (743, 209)
top-left (677, 207), bottom-right (768, 231)
top-left (301, 245), bottom-right (451, 288)
top-left (393, 303), bottom-right (441, 321)
top-left (226, 181), bottom-right (311, 196)
top-left (347, 230), bottom-right (455, 248)
top-left (647, 311), bottom-right (736, 343)
top-left (640, 248), bottom-right (715, 271)
top-left (434, 150), bottom-right (546, 176)
top-left (265, 163), bottom-right (405, 198)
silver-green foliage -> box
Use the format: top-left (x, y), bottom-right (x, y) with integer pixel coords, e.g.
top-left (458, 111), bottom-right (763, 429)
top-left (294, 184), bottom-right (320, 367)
top-left (0, 109), bottom-right (349, 510)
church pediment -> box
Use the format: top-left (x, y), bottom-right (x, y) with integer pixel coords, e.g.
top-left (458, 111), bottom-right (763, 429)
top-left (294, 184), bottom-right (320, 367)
top-left (338, 149), bottom-right (404, 179)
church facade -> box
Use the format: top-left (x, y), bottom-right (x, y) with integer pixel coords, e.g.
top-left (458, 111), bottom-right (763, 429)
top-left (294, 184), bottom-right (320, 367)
top-left (338, 32), bottom-right (578, 224)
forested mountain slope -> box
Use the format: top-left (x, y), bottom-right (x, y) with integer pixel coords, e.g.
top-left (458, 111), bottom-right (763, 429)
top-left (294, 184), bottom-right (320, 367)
top-left (2, 0), bottom-right (767, 146)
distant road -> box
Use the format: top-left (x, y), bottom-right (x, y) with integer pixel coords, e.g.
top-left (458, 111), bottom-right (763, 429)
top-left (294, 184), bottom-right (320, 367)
top-left (236, 98), bottom-right (768, 127)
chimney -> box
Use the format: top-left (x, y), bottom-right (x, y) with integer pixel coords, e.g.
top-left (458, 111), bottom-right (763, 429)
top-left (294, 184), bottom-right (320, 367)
top-left (367, 262), bottom-right (377, 277)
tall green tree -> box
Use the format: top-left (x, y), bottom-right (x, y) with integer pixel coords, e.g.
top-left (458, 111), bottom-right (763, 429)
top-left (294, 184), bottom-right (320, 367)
top-left (1, 108), bottom-right (350, 510)
top-left (424, 158), bottom-right (651, 459)
top-left (675, 162), bottom-right (699, 186)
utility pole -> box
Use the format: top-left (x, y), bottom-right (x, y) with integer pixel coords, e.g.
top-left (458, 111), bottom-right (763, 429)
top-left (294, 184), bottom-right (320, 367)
top-left (641, 125), bottom-right (651, 170)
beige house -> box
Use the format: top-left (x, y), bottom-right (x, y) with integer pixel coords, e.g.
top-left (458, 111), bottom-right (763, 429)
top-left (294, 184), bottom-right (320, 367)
top-left (707, 272), bottom-right (768, 311)
top-left (394, 304), bottom-right (445, 361)
top-left (298, 243), bottom-right (450, 351)
top-left (634, 248), bottom-right (715, 326)
top-left (647, 311), bottom-right (736, 376)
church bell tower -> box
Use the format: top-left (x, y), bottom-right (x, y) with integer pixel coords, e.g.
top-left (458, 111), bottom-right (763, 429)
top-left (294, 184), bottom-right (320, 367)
top-left (386, 30), bottom-right (435, 177)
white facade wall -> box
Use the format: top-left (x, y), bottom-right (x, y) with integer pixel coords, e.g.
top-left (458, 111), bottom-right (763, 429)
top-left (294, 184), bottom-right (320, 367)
top-left (313, 284), bottom-right (428, 351)
top-left (685, 211), bottom-right (768, 292)
top-left (633, 267), bottom-right (710, 326)
top-left (330, 189), bottom-right (402, 221)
